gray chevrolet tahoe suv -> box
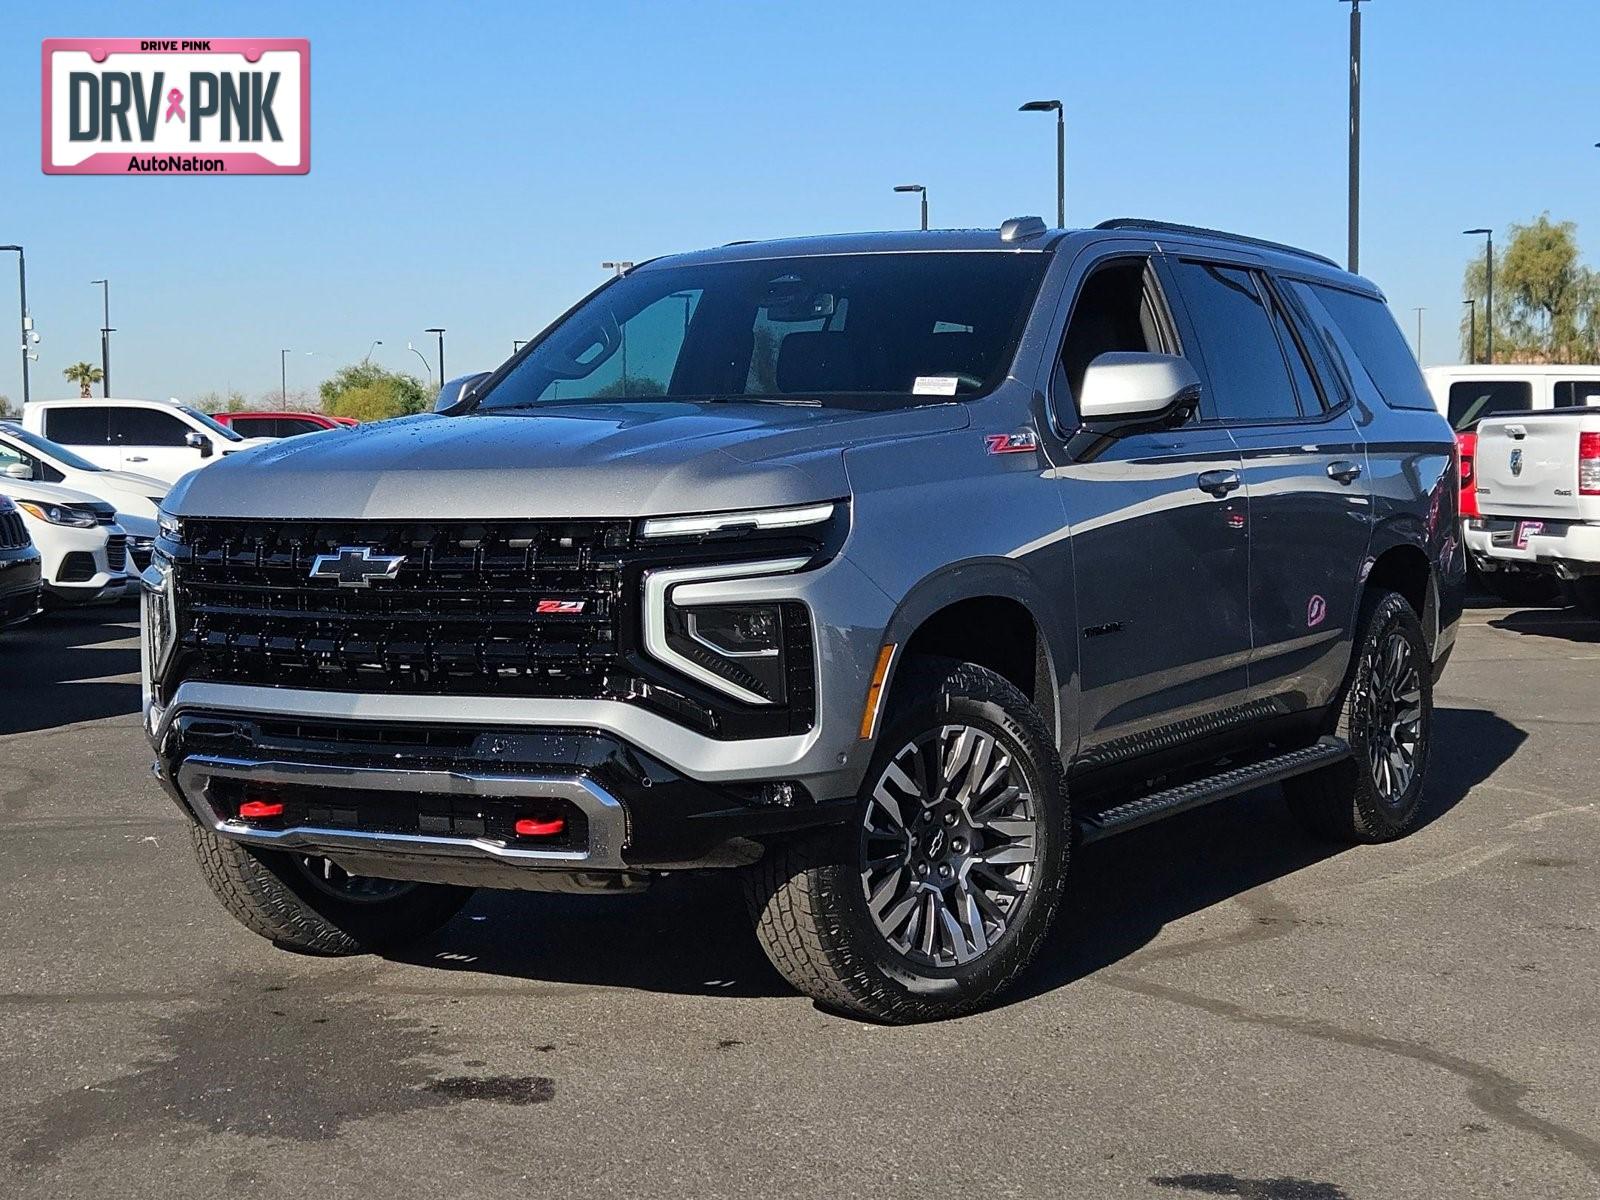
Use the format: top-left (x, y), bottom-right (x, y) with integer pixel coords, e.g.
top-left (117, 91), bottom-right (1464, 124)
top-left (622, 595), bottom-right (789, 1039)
top-left (144, 218), bottom-right (1464, 1022)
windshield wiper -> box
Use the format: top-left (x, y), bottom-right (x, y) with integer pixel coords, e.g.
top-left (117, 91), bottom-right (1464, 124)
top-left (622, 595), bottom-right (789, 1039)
top-left (707, 395), bottom-right (824, 407)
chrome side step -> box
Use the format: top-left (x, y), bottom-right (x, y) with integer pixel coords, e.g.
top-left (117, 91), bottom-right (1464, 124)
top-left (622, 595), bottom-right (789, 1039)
top-left (1077, 736), bottom-right (1351, 845)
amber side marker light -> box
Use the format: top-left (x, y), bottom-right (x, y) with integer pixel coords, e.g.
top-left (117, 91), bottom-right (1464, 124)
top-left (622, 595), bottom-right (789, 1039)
top-left (859, 644), bottom-right (897, 740)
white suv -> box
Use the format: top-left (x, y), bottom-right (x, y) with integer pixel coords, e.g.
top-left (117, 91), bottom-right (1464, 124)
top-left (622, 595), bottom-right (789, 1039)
top-left (0, 422), bottom-right (168, 521)
top-left (22, 399), bottom-right (272, 487)
top-left (2, 479), bottom-right (129, 605)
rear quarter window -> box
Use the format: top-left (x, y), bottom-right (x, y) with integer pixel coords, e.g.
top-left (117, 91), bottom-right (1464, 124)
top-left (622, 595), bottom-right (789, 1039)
top-left (1293, 283), bottom-right (1435, 412)
top-left (1446, 380), bottom-right (1532, 431)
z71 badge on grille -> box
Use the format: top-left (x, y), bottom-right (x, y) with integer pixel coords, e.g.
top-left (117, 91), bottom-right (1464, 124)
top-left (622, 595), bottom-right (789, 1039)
top-left (536, 599), bottom-right (586, 614)
top-left (308, 546), bottom-right (406, 587)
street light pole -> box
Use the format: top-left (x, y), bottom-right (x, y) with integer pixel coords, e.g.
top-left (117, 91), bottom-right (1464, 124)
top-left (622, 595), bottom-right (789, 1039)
top-left (1463, 298), bottom-right (1477, 365)
top-left (280, 348), bottom-right (291, 405)
top-left (1019, 99), bottom-right (1065, 227)
top-left (893, 184), bottom-right (928, 230)
top-left (1, 246), bottom-right (29, 405)
top-left (405, 342), bottom-right (433, 387)
top-left (91, 279), bottom-right (111, 396)
top-left (363, 339), bottom-right (382, 364)
top-left (1465, 228), bottom-right (1493, 364)
top-left (1341, 1), bottom-right (1364, 273)
top-left (424, 328), bottom-right (446, 384)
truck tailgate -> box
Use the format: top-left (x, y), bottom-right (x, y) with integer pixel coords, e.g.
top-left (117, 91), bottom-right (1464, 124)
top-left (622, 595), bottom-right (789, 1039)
top-left (1475, 411), bottom-right (1600, 522)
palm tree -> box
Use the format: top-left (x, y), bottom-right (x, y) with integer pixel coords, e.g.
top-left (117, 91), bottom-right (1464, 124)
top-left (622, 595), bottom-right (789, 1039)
top-left (62, 362), bottom-right (104, 398)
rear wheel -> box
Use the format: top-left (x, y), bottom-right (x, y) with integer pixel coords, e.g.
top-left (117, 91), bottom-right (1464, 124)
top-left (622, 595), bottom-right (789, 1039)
top-left (1284, 589), bottom-right (1432, 843)
top-left (191, 825), bottom-right (473, 955)
top-left (1563, 577), bottom-right (1600, 620)
top-left (746, 659), bottom-right (1070, 1023)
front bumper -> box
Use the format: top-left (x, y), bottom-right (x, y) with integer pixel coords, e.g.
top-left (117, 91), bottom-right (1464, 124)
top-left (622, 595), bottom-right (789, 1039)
top-left (0, 547), bottom-right (43, 627)
top-left (153, 713), bottom-right (853, 884)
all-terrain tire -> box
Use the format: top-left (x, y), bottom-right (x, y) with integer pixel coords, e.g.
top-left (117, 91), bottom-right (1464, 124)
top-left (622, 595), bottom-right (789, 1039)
top-left (191, 825), bottom-right (473, 955)
top-left (1283, 589), bottom-right (1433, 843)
top-left (745, 659), bottom-right (1070, 1023)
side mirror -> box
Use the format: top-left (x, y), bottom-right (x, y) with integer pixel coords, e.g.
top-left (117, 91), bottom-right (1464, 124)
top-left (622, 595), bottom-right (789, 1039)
top-left (1066, 352), bottom-right (1203, 462)
top-left (435, 370), bottom-right (494, 414)
top-left (3, 462), bottom-right (32, 480)
top-left (185, 431), bottom-right (214, 458)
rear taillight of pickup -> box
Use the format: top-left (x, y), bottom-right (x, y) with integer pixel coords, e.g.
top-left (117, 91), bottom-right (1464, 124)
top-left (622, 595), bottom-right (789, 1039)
top-left (1581, 431), bottom-right (1600, 495)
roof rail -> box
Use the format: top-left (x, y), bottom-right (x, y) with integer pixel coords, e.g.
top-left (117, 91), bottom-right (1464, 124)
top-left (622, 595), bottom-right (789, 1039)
top-left (1093, 219), bottom-right (1341, 269)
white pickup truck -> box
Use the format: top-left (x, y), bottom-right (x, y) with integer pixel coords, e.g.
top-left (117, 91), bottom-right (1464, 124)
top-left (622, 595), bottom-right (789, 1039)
top-left (20, 399), bottom-right (272, 487)
top-left (1468, 408), bottom-right (1600, 615)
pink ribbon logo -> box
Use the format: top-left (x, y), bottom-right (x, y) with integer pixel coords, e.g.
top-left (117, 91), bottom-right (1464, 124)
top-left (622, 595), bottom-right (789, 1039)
top-left (164, 88), bottom-right (185, 123)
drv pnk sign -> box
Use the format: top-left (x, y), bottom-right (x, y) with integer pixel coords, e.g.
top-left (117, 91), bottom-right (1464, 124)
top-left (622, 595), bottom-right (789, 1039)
top-left (42, 39), bottom-right (310, 175)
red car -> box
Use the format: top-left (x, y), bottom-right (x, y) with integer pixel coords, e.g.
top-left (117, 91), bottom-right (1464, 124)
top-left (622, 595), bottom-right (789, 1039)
top-left (213, 411), bottom-right (357, 439)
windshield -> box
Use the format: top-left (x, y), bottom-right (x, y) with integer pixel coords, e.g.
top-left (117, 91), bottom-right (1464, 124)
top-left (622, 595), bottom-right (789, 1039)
top-left (475, 252), bottom-right (1050, 412)
top-left (0, 424), bottom-right (105, 471)
top-left (178, 405), bottom-right (244, 441)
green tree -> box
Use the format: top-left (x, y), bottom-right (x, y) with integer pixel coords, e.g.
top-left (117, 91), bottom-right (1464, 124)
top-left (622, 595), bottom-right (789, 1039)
top-left (62, 362), bottom-right (104, 398)
top-left (320, 362), bottom-right (429, 421)
top-left (0, 394), bottom-right (15, 420)
top-left (1462, 214), bottom-right (1600, 363)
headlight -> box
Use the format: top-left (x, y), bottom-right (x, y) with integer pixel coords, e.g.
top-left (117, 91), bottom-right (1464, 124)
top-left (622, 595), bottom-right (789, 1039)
top-left (157, 509), bottom-right (183, 542)
top-left (640, 502), bottom-right (836, 540)
top-left (142, 557), bottom-right (178, 678)
top-left (642, 557), bottom-right (811, 706)
top-left (16, 499), bottom-right (98, 528)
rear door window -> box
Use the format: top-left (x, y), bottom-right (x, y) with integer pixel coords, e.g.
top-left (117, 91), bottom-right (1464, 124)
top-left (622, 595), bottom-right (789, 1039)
top-left (1294, 283), bottom-right (1434, 412)
top-left (1446, 381), bottom-right (1532, 431)
top-left (43, 406), bottom-right (111, 445)
top-left (1554, 380), bottom-right (1600, 408)
top-left (1170, 260), bottom-right (1300, 422)
top-left (111, 407), bottom-right (191, 446)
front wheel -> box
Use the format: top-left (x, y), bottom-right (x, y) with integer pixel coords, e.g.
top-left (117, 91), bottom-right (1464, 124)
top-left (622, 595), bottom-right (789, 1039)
top-left (746, 659), bottom-right (1070, 1023)
top-left (1284, 589), bottom-right (1433, 843)
top-left (191, 825), bottom-right (473, 955)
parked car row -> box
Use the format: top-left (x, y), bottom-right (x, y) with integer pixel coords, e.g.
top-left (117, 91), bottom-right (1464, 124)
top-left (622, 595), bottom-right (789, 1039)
top-left (0, 397), bottom-right (353, 635)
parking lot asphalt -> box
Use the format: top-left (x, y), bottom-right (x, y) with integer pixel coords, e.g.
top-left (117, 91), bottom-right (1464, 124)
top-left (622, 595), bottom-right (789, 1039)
top-left (1, 598), bottom-right (1597, 1200)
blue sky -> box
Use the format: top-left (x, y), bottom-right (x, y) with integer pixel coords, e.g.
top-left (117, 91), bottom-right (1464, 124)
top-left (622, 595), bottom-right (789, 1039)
top-left (3, 0), bottom-right (1596, 403)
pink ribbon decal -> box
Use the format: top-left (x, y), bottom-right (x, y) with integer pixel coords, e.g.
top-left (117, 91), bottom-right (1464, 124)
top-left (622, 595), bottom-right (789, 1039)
top-left (164, 88), bottom-right (185, 123)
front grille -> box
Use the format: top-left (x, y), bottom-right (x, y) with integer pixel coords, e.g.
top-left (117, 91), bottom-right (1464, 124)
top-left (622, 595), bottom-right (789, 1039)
top-left (106, 533), bottom-right (127, 573)
top-left (128, 538), bottom-right (153, 572)
top-left (0, 512), bottom-right (28, 550)
top-left (173, 518), bottom-right (632, 698)
top-left (94, 509), bottom-right (117, 526)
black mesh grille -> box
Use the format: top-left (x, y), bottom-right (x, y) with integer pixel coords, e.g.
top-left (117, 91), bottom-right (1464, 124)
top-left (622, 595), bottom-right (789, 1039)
top-left (0, 512), bottom-right (28, 550)
top-left (173, 518), bottom-right (633, 698)
top-left (106, 534), bottom-right (127, 573)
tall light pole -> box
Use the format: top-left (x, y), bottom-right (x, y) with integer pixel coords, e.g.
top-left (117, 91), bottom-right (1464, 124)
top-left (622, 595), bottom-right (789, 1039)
top-left (424, 328), bottom-right (446, 385)
top-left (91, 279), bottom-right (111, 396)
top-left (1, 246), bottom-right (29, 405)
top-left (1019, 99), bottom-right (1064, 228)
top-left (513, 339), bottom-right (528, 352)
top-left (1413, 306), bottom-right (1425, 363)
top-left (1340, 1), bottom-right (1364, 272)
top-left (279, 348), bottom-right (291, 404)
top-left (363, 339), bottom-right (382, 363)
top-left (893, 183), bottom-right (928, 231)
top-left (406, 341), bottom-right (433, 387)
top-left (1465, 228), bottom-right (1493, 364)
top-left (1463, 298), bottom-right (1477, 365)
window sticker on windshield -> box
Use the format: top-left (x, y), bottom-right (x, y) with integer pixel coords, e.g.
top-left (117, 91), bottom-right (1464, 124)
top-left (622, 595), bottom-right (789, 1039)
top-left (913, 376), bottom-right (960, 396)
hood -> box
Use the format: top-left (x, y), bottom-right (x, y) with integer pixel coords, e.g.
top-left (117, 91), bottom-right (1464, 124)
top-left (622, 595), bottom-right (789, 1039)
top-left (1, 479), bottom-right (104, 507)
top-left (166, 401), bottom-right (966, 520)
top-left (73, 469), bottom-right (168, 509)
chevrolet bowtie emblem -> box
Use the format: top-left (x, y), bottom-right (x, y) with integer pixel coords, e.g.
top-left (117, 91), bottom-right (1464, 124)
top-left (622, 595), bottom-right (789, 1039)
top-left (308, 546), bottom-right (407, 588)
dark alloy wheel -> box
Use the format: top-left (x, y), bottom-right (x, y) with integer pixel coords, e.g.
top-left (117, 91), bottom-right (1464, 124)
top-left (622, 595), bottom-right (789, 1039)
top-left (1284, 589), bottom-right (1433, 844)
top-left (747, 659), bottom-right (1070, 1023)
top-left (859, 724), bottom-right (1038, 968)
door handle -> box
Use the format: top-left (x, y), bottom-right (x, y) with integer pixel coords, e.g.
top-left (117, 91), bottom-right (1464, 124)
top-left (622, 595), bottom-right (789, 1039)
top-left (1196, 469), bottom-right (1242, 496)
top-left (126, 455), bottom-right (149, 463)
top-left (1326, 460), bottom-right (1363, 484)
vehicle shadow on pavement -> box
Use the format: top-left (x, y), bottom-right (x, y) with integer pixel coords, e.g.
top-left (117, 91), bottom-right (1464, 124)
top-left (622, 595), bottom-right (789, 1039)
top-left (1486, 608), bottom-right (1600, 644)
top-left (391, 706), bottom-right (1525, 1011)
top-left (1010, 705), bottom-right (1525, 1004)
top-left (391, 871), bottom-right (793, 999)
top-left (0, 603), bottom-right (141, 736)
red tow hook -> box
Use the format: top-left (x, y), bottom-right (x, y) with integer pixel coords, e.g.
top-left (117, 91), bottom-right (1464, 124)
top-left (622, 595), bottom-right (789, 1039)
top-left (514, 816), bottom-right (566, 838)
top-left (238, 798), bottom-right (285, 820)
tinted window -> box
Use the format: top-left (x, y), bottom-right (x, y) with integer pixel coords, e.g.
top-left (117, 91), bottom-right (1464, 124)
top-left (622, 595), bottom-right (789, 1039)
top-left (112, 407), bottom-right (190, 446)
top-left (1300, 284), bottom-right (1434, 411)
top-left (1172, 261), bottom-right (1300, 422)
top-left (1266, 287), bottom-right (1326, 414)
top-left (44, 406), bottom-right (111, 445)
top-left (1446, 381), bottom-right (1532, 431)
top-left (1554, 380), bottom-right (1600, 408)
top-left (227, 416), bottom-right (278, 437)
top-left (477, 253), bottom-right (1050, 412)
